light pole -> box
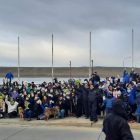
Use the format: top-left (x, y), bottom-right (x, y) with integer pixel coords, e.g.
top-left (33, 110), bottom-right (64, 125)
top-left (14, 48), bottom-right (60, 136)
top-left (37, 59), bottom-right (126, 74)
top-left (132, 29), bottom-right (134, 70)
top-left (52, 34), bottom-right (54, 83)
top-left (17, 36), bottom-right (20, 82)
top-left (91, 59), bottom-right (93, 74)
top-left (69, 61), bottom-right (72, 79)
top-left (89, 32), bottom-right (92, 78)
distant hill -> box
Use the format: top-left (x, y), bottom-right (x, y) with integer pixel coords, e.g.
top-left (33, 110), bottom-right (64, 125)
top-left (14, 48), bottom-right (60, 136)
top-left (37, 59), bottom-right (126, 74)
top-left (0, 67), bottom-right (139, 78)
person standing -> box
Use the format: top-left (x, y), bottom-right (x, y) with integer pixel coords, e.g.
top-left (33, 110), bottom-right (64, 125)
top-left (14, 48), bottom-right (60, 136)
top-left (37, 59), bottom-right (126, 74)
top-left (90, 72), bottom-right (100, 85)
top-left (82, 82), bottom-right (89, 119)
top-left (75, 83), bottom-right (83, 118)
top-left (135, 84), bottom-right (140, 123)
top-left (103, 99), bottom-right (134, 140)
top-left (88, 82), bottom-right (98, 123)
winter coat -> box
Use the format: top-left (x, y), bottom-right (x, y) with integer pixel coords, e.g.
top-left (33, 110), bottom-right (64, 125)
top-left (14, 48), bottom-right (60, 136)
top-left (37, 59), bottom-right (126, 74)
top-left (123, 71), bottom-right (130, 84)
top-left (103, 100), bottom-right (134, 140)
top-left (11, 91), bottom-right (19, 100)
top-left (90, 76), bottom-right (100, 85)
top-left (75, 87), bottom-right (83, 101)
top-left (5, 99), bottom-right (18, 113)
top-left (135, 91), bottom-right (140, 116)
top-left (127, 86), bottom-right (136, 105)
top-left (103, 97), bottom-right (115, 109)
top-left (82, 86), bottom-right (89, 101)
top-left (88, 88), bottom-right (97, 102)
top-left (136, 91), bottom-right (140, 105)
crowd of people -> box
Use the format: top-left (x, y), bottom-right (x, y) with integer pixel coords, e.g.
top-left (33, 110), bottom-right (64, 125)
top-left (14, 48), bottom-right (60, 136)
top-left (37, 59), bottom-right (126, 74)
top-left (0, 70), bottom-right (140, 124)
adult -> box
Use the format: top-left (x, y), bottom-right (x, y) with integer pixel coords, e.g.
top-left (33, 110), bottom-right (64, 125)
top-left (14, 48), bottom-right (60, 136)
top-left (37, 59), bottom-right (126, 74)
top-left (135, 84), bottom-right (140, 123)
top-left (5, 72), bottom-right (14, 84)
top-left (82, 82), bottom-right (89, 119)
top-left (75, 83), bottom-right (83, 118)
top-left (90, 72), bottom-right (100, 85)
top-left (88, 83), bottom-right (98, 123)
top-left (103, 100), bottom-right (134, 140)
top-left (5, 95), bottom-right (19, 118)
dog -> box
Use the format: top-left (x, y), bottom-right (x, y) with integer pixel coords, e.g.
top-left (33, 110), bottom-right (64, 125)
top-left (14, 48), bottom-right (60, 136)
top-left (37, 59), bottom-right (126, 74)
top-left (18, 107), bottom-right (24, 120)
top-left (45, 106), bottom-right (60, 121)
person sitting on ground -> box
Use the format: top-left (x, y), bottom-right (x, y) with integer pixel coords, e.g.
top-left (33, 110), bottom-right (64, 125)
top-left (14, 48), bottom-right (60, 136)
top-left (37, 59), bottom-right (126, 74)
top-left (24, 97), bottom-right (33, 121)
top-left (33, 97), bottom-right (44, 119)
top-left (58, 96), bottom-right (65, 118)
top-left (5, 95), bottom-right (19, 118)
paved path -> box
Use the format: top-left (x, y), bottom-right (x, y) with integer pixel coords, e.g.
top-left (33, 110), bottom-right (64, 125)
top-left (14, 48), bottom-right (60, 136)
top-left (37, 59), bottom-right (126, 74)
top-left (0, 117), bottom-right (140, 129)
top-left (0, 126), bottom-right (140, 140)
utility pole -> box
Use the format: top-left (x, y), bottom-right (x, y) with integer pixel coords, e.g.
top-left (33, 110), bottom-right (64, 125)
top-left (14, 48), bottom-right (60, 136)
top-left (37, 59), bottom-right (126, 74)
top-left (52, 34), bottom-right (54, 82)
top-left (69, 60), bottom-right (71, 79)
top-left (89, 32), bottom-right (92, 78)
top-left (18, 36), bottom-right (20, 82)
top-left (91, 59), bottom-right (93, 74)
top-left (132, 29), bottom-right (134, 71)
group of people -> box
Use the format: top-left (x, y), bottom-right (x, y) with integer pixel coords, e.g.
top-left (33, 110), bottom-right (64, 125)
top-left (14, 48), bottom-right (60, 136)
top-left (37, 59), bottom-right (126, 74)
top-left (0, 70), bottom-right (140, 124)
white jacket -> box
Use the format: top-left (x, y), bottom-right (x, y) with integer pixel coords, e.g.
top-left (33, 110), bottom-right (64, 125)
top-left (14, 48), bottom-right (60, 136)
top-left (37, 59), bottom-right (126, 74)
top-left (5, 97), bottom-right (18, 113)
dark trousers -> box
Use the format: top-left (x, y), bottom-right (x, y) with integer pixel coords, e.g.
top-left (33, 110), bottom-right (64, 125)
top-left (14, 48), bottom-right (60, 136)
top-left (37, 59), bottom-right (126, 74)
top-left (105, 108), bottom-right (112, 115)
top-left (76, 99), bottom-right (83, 117)
top-left (89, 100), bottom-right (97, 121)
top-left (0, 111), bottom-right (5, 118)
top-left (130, 104), bottom-right (137, 120)
top-left (8, 111), bottom-right (17, 118)
top-left (83, 99), bottom-right (89, 118)
top-left (24, 109), bottom-right (32, 119)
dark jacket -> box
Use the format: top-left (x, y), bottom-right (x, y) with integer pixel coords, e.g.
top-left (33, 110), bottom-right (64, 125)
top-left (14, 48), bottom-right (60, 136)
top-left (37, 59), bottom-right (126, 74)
top-left (88, 88), bottom-right (97, 102)
top-left (82, 86), bottom-right (89, 101)
top-left (75, 87), bottom-right (83, 101)
top-left (103, 100), bottom-right (134, 140)
top-left (90, 75), bottom-right (100, 84)
top-left (136, 91), bottom-right (140, 105)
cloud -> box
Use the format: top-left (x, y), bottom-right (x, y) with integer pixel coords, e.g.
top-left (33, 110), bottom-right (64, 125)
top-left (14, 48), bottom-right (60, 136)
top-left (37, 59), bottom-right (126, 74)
top-left (0, 0), bottom-right (140, 67)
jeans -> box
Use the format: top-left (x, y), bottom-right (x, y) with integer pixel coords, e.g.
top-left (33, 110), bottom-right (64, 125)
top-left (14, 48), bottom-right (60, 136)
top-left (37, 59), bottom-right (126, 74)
top-left (24, 109), bottom-right (32, 119)
top-left (58, 109), bottom-right (65, 118)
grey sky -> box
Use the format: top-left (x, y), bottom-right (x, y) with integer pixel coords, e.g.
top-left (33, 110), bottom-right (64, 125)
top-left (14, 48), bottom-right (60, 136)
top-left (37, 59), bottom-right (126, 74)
top-left (0, 0), bottom-right (140, 67)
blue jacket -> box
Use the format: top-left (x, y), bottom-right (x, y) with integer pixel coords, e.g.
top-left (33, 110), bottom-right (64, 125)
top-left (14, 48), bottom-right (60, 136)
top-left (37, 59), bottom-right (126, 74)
top-left (123, 71), bottom-right (130, 84)
top-left (136, 92), bottom-right (140, 105)
top-left (127, 86), bottom-right (136, 105)
top-left (104, 97), bottom-right (115, 109)
top-left (5, 72), bottom-right (14, 80)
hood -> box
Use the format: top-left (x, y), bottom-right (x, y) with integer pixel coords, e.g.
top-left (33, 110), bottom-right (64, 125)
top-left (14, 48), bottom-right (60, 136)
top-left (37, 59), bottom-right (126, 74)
top-left (112, 99), bottom-right (128, 120)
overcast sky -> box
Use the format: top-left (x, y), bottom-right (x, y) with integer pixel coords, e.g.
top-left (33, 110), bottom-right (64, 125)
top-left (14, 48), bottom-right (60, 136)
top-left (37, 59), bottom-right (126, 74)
top-left (0, 0), bottom-right (140, 67)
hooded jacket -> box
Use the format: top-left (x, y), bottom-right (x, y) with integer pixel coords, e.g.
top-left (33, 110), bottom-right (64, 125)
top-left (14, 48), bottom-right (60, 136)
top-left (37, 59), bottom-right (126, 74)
top-left (103, 100), bottom-right (134, 140)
